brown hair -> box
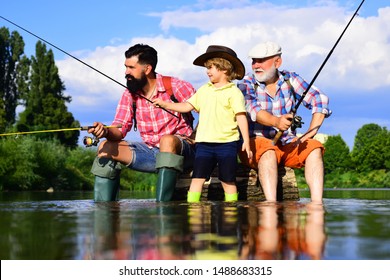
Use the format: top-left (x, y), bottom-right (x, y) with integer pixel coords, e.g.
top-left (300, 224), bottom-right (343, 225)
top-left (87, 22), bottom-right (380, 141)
top-left (204, 57), bottom-right (240, 81)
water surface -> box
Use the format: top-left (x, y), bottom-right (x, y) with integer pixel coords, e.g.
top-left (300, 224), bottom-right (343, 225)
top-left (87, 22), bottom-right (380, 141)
top-left (1, 190), bottom-right (390, 260)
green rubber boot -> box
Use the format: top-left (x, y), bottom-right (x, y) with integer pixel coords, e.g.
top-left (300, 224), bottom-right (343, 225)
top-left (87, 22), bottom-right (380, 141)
top-left (94, 176), bottom-right (120, 201)
top-left (156, 168), bottom-right (178, 202)
top-left (155, 152), bottom-right (184, 202)
top-left (91, 157), bottom-right (122, 202)
top-left (224, 192), bottom-right (238, 202)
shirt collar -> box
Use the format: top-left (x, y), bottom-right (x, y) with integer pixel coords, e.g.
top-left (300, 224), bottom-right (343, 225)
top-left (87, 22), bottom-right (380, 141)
top-left (206, 81), bottom-right (235, 90)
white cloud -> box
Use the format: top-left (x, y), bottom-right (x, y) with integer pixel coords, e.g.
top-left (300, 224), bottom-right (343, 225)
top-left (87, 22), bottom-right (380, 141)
top-left (55, 2), bottom-right (390, 142)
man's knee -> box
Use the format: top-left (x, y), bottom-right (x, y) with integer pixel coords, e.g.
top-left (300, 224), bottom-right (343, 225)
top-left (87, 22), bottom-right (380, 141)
top-left (95, 140), bottom-right (133, 166)
top-left (97, 139), bottom-right (112, 156)
top-left (159, 135), bottom-right (181, 153)
top-left (260, 149), bottom-right (277, 161)
top-left (309, 147), bottom-right (324, 157)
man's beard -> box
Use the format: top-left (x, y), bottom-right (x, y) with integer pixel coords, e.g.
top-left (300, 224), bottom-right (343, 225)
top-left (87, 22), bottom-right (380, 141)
top-left (126, 73), bottom-right (148, 93)
top-left (254, 64), bottom-right (277, 83)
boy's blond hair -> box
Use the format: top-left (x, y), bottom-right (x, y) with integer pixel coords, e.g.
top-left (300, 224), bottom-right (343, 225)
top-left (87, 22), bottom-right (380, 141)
top-left (205, 57), bottom-right (240, 81)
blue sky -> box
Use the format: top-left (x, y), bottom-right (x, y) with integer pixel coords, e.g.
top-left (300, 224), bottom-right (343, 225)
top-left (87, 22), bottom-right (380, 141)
top-left (2, 0), bottom-right (390, 149)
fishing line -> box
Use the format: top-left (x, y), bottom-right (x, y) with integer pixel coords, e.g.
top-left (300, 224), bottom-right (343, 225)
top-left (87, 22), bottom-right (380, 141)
top-left (0, 125), bottom-right (121, 137)
top-left (272, 0), bottom-right (365, 145)
top-left (0, 15), bottom-right (178, 118)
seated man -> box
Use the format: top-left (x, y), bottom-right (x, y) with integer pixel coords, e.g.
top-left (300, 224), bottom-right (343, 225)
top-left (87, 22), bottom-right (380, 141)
top-left (238, 42), bottom-right (331, 204)
top-left (88, 43), bottom-right (196, 202)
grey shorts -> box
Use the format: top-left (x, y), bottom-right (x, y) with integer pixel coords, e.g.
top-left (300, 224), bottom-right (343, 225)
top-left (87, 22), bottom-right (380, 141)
top-left (127, 137), bottom-right (195, 173)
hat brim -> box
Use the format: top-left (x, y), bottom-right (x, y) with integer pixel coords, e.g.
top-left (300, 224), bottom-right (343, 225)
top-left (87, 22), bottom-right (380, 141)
top-left (193, 51), bottom-right (245, 80)
top-left (248, 51), bottom-right (282, 59)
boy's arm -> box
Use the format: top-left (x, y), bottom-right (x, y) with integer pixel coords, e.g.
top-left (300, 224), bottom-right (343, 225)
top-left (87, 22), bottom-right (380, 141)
top-left (153, 98), bottom-right (194, 113)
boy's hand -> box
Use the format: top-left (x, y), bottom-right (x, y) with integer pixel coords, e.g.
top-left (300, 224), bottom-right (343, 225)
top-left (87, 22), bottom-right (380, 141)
top-left (242, 142), bottom-right (253, 159)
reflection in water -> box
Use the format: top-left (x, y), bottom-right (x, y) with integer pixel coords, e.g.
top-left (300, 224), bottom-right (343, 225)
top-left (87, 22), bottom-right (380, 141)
top-left (134, 205), bottom-right (192, 260)
top-left (0, 201), bottom-right (80, 259)
top-left (87, 202), bottom-right (133, 259)
top-left (238, 202), bottom-right (326, 260)
top-left (85, 202), bottom-right (193, 260)
top-left (82, 201), bottom-right (326, 260)
top-left (1, 191), bottom-right (389, 260)
top-left (188, 203), bottom-right (239, 259)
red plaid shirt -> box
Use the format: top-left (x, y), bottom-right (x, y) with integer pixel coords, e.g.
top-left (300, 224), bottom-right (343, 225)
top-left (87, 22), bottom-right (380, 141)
top-left (112, 74), bottom-right (196, 147)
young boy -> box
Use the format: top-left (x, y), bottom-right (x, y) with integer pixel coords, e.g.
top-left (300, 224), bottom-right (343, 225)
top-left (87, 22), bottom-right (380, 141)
top-left (153, 45), bottom-right (252, 202)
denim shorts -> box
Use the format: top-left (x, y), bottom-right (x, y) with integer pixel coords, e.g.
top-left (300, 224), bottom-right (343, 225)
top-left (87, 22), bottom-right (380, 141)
top-left (127, 137), bottom-right (195, 173)
top-left (192, 141), bottom-right (239, 182)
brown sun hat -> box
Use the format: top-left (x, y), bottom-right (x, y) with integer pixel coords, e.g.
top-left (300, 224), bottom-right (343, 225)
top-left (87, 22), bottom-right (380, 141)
top-left (193, 45), bottom-right (245, 79)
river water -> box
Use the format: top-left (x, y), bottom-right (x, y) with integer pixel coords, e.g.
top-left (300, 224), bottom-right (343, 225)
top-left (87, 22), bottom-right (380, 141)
top-left (1, 189), bottom-right (390, 260)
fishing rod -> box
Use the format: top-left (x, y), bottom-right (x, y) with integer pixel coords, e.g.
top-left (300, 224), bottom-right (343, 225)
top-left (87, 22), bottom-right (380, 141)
top-left (272, 0), bottom-right (365, 145)
top-left (0, 15), bottom-right (178, 118)
top-left (0, 125), bottom-right (121, 147)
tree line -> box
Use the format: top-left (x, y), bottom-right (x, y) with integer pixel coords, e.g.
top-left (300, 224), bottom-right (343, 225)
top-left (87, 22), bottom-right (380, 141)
top-left (1, 26), bottom-right (389, 191)
top-left (0, 26), bottom-right (79, 147)
top-left (318, 124), bottom-right (390, 188)
top-left (0, 26), bottom-right (156, 191)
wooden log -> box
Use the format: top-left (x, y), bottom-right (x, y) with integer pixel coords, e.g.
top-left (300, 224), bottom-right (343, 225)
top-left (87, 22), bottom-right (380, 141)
top-left (172, 163), bottom-right (299, 201)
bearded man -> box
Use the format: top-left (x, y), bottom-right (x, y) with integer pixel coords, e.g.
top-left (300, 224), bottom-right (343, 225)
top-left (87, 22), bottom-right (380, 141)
top-left (88, 43), bottom-right (196, 202)
top-left (237, 41), bottom-right (331, 204)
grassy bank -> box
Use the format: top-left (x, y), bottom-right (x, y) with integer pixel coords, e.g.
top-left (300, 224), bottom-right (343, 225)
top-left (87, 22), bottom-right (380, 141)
top-left (295, 169), bottom-right (390, 189)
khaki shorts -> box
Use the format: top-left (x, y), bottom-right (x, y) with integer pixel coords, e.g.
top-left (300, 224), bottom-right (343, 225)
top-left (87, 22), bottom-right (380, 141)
top-left (239, 137), bottom-right (324, 169)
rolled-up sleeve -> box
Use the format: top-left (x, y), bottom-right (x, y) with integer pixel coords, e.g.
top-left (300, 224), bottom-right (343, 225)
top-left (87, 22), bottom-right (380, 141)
top-left (291, 74), bottom-right (332, 118)
top-left (112, 90), bottom-right (133, 138)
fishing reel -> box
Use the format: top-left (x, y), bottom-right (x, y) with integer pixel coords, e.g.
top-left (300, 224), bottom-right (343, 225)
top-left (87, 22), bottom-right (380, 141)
top-left (83, 136), bottom-right (100, 147)
top-left (291, 115), bottom-right (304, 132)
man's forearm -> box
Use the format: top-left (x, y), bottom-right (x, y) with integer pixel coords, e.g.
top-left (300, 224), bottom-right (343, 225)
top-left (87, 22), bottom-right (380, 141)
top-left (105, 127), bottom-right (124, 141)
top-left (256, 110), bottom-right (278, 127)
top-left (301, 113), bottom-right (325, 141)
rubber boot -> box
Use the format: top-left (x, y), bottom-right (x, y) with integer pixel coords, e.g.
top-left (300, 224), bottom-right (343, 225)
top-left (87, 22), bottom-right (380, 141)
top-left (187, 191), bottom-right (201, 202)
top-left (94, 176), bottom-right (120, 201)
top-left (91, 157), bottom-right (121, 202)
top-left (224, 192), bottom-right (238, 202)
top-left (156, 168), bottom-right (178, 202)
top-left (155, 152), bottom-right (184, 202)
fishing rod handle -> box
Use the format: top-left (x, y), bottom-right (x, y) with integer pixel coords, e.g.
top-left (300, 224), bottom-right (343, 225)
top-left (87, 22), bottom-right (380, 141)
top-left (80, 124), bottom-right (122, 130)
top-left (272, 130), bottom-right (283, 146)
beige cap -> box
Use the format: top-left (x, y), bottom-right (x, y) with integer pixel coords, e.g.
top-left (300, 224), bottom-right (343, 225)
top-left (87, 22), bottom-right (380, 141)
top-left (248, 41), bottom-right (282, 59)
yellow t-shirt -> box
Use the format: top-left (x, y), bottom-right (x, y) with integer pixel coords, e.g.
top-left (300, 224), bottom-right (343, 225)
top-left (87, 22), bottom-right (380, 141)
top-left (188, 82), bottom-right (246, 143)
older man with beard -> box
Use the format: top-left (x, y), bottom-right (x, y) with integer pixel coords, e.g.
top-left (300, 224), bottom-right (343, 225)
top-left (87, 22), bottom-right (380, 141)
top-left (88, 43), bottom-right (196, 202)
top-left (238, 41), bottom-right (331, 204)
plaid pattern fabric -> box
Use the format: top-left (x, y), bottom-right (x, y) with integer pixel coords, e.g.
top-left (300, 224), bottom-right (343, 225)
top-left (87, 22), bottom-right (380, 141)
top-left (112, 73), bottom-right (196, 147)
top-left (239, 70), bottom-right (331, 145)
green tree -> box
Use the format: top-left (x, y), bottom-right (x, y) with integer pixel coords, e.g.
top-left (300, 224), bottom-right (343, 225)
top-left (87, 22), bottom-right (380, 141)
top-left (17, 41), bottom-right (80, 148)
top-left (0, 27), bottom-right (25, 132)
top-left (352, 123), bottom-right (389, 172)
top-left (323, 134), bottom-right (351, 174)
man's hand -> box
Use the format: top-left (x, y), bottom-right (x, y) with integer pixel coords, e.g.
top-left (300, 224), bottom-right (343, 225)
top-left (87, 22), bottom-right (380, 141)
top-left (87, 122), bottom-right (108, 139)
top-left (275, 113), bottom-right (293, 131)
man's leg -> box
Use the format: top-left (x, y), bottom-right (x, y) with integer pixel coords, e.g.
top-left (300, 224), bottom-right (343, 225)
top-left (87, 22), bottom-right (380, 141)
top-left (258, 150), bottom-right (278, 202)
top-left (91, 140), bottom-right (133, 202)
top-left (304, 148), bottom-right (324, 204)
top-left (239, 137), bottom-right (279, 202)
